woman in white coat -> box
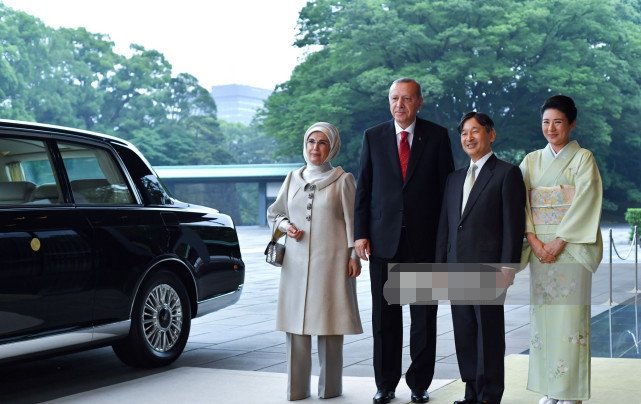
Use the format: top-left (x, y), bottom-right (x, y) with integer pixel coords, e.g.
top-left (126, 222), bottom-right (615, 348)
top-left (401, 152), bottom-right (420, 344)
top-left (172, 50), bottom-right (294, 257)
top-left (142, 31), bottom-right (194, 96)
top-left (267, 122), bottom-right (363, 401)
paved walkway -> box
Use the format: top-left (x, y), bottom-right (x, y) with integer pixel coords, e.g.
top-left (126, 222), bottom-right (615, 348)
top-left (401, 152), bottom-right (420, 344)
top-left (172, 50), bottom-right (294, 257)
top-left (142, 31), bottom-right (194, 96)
top-left (7, 223), bottom-right (635, 403)
top-left (182, 223), bottom-right (640, 381)
top-left (48, 356), bottom-right (641, 403)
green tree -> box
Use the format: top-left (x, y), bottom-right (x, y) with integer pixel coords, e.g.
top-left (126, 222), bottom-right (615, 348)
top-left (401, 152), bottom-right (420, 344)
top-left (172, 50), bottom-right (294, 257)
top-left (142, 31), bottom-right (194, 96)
top-left (97, 45), bottom-right (172, 132)
top-left (47, 27), bottom-right (118, 129)
top-left (261, 0), bottom-right (641, 217)
top-left (0, 6), bottom-right (117, 127)
top-left (0, 2), bottom-right (233, 167)
top-left (0, 4), bottom-right (48, 120)
top-left (219, 119), bottom-right (291, 164)
top-left (93, 47), bottom-right (234, 165)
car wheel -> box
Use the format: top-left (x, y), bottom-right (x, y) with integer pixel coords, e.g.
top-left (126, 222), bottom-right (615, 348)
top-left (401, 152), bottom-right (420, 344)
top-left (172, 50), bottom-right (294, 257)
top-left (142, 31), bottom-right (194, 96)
top-left (113, 270), bottom-right (191, 367)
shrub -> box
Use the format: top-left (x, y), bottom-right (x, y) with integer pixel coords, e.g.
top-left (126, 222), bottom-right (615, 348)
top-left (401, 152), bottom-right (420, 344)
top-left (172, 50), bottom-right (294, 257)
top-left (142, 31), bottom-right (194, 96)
top-left (624, 208), bottom-right (641, 241)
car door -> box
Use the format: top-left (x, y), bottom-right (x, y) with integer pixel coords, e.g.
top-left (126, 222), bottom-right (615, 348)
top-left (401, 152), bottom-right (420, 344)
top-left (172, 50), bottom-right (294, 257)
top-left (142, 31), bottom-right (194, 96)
top-left (112, 142), bottom-right (244, 301)
top-left (0, 136), bottom-right (94, 341)
top-left (56, 140), bottom-right (170, 324)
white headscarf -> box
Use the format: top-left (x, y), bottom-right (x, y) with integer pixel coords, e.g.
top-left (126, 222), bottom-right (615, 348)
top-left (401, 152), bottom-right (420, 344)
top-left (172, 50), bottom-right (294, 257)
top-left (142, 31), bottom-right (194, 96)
top-left (302, 122), bottom-right (341, 166)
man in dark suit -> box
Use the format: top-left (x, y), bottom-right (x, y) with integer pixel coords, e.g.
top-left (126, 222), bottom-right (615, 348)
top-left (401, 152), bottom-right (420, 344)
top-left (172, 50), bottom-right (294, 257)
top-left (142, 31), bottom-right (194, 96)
top-left (435, 112), bottom-right (525, 404)
top-left (355, 78), bottom-right (454, 404)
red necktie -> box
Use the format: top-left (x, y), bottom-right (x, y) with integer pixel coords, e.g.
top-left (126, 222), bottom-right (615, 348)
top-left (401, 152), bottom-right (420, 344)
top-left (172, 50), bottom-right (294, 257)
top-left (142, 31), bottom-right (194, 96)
top-left (399, 131), bottom-right (410, 180)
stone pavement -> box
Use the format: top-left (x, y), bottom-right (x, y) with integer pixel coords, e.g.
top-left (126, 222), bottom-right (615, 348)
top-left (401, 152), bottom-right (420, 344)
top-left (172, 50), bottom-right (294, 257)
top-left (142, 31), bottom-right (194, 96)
top-left (18, 223), bottom-right (638, 403)
top-left (47, 356), bottom-right (641, 403)
top-left (181, 223), bottom-right (639, 381)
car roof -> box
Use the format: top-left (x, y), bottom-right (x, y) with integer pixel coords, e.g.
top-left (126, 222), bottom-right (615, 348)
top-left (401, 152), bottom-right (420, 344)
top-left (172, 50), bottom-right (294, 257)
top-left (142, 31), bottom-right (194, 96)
top-left (0, 119), bottom-right (134, 148)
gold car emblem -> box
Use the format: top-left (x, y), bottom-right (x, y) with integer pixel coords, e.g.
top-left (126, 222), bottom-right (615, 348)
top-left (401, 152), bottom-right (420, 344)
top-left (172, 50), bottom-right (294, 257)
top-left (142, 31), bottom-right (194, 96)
top-left (30, 238), bottom-right (41, 252)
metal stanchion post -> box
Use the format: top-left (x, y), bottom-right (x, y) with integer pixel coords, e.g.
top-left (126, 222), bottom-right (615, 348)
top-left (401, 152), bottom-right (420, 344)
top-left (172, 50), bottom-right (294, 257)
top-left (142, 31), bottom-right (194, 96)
top-left (635, 294), bottom-right (639, 354)
top-left (608, 306), bottom-right (613, 358)
top-left (606, 228), bottom-right (615, 305)
top-left (631, 226), bottom-right (640, 294)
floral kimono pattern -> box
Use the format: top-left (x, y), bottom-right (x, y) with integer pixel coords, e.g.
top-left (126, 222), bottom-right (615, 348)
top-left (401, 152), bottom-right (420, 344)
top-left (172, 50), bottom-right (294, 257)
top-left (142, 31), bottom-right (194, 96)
top-left (520, 141), bottom-right (603, 401)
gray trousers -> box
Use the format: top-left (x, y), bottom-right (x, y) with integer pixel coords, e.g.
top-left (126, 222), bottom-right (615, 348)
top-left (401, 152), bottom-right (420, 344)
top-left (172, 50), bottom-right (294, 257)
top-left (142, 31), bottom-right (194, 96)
top-left (286, 332), bottom-right (344, 400)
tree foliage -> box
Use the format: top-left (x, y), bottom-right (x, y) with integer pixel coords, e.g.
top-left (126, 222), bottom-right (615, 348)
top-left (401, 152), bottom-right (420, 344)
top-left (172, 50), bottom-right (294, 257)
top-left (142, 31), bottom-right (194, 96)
top-left (260, 0), bottom-right (641, 216)
top-left (219, 120), bottom-right (295, 164)
top-left (0, 4), bottom-right (232, 166)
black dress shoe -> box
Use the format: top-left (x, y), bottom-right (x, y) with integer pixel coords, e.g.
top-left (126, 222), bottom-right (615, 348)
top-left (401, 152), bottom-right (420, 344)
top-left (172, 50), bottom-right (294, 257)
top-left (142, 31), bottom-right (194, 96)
top-left (453, 399), bottom-right (476, 404)
top-left (373, 389), bottom-right (395, 404)
top-left (411, 389), bottom-right (429, 403)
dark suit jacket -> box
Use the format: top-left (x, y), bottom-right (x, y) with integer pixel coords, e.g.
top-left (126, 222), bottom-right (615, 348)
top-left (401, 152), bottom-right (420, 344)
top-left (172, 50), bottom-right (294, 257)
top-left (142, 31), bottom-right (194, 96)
top-left (355, 117), bottom-right (454, 261)
top-left (435, 154), bottom-right (525, 265)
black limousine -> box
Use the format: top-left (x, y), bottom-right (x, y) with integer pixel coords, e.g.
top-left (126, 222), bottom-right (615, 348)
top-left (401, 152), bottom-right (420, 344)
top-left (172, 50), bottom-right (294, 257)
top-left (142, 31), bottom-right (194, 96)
top-left (0, 120), bottom-right (244, 367)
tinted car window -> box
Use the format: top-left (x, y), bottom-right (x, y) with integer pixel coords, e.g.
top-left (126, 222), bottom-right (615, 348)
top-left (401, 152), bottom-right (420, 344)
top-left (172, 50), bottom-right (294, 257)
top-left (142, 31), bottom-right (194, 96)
top-left (112, 143), bottom-right (173, 205)
top-left (0, 137), bottom-right (61, 205)
top-left (58, 141), bottom-right (136, 205)
top-left (22, 159), bottom-right (56, 185)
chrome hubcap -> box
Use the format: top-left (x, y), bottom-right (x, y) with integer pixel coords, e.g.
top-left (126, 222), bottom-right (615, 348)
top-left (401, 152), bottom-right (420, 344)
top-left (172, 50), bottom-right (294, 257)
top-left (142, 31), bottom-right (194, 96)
top-left (142, 283), bottom-right (183, 352)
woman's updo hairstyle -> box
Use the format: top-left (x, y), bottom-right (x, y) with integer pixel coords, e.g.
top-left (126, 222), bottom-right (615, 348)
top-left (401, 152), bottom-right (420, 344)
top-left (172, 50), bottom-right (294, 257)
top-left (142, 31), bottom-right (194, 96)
top-left (540, 95), bottom-right (577, 123)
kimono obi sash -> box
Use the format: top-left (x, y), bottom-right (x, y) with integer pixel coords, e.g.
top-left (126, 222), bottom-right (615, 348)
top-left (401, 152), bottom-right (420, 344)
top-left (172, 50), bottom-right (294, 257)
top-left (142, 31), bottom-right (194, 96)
top-left (530, 185), bottom-right (575, 225)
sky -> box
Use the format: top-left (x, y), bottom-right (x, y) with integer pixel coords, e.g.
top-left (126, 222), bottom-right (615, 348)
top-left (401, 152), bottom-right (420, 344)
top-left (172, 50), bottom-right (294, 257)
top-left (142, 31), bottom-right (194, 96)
top-left (2, 0), bottom-right (308, 91)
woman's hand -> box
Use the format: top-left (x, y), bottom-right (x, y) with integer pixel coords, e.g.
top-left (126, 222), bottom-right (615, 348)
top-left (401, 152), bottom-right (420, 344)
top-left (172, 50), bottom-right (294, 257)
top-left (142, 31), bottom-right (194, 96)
top-left (348, 258), bottom-right (361, 278)
top-left (286, 223), bottom-right (304, 241)
top-left (543, 238), bottom-right (567, 258)
top-left (526, 232), bottom-right (556, 264)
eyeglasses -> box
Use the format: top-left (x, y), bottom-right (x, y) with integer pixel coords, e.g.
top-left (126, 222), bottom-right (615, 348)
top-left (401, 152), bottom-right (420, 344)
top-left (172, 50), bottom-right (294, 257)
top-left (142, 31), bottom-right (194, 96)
top-left (306, 139), bottom-right (330, 147)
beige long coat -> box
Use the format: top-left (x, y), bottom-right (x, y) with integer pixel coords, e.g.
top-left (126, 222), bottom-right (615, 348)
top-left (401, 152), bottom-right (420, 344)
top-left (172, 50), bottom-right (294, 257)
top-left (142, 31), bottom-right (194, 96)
top-left (267, 166), bottom-right (363, 335)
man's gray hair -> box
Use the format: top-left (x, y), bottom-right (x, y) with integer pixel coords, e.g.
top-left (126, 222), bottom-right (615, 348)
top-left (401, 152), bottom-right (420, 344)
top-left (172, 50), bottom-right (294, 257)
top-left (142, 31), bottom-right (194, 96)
top-left (391, 77), bottom-right (422, 97)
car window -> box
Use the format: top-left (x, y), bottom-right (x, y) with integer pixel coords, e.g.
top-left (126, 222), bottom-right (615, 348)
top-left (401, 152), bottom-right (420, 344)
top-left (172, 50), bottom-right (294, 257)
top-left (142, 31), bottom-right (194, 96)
top-left (58, 142), bottom-right (136, 205)
top-left (112, 143), bottom-right (173, 205)
top-left (0, 137), bottom-right (62, 205)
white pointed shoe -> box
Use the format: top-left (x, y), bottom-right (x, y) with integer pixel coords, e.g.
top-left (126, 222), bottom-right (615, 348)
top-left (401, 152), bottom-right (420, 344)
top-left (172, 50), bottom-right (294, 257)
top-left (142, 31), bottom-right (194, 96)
top-left (539, 397), bottom-right (558, 404)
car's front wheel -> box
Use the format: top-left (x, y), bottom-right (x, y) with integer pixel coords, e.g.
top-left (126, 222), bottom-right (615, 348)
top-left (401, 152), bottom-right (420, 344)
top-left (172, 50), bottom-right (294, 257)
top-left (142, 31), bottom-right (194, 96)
top-left (113, 270), bottom-right (191, 367)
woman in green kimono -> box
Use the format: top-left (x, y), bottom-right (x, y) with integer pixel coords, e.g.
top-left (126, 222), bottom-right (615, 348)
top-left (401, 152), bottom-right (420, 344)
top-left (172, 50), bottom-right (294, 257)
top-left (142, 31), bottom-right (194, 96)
top-left (520, 95), bottom-right (603, 404)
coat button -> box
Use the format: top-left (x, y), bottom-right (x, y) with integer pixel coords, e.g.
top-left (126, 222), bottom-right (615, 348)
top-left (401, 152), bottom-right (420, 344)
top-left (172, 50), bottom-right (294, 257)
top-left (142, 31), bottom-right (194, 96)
top-left (458, 225), bottom-right (463, 230)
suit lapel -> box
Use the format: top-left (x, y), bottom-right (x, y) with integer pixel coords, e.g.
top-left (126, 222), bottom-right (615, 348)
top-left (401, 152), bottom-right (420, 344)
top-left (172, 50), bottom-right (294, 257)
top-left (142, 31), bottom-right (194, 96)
top-left (460, 154), bottom-right (497, 223)
top-left (382, 122), bottom-right (403, 181)
top-left (452, 168), bottom-right (467, 220)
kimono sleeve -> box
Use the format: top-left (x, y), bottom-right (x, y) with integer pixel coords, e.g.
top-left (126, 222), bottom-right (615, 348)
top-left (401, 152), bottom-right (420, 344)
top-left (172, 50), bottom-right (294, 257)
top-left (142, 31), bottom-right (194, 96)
top-left (555, 150), bottom-right (603, 244)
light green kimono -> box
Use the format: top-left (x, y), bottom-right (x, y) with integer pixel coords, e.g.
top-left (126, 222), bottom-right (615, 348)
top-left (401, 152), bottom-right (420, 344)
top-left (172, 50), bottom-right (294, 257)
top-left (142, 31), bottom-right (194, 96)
top-left (519, 140), bottom-right (603, 401)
